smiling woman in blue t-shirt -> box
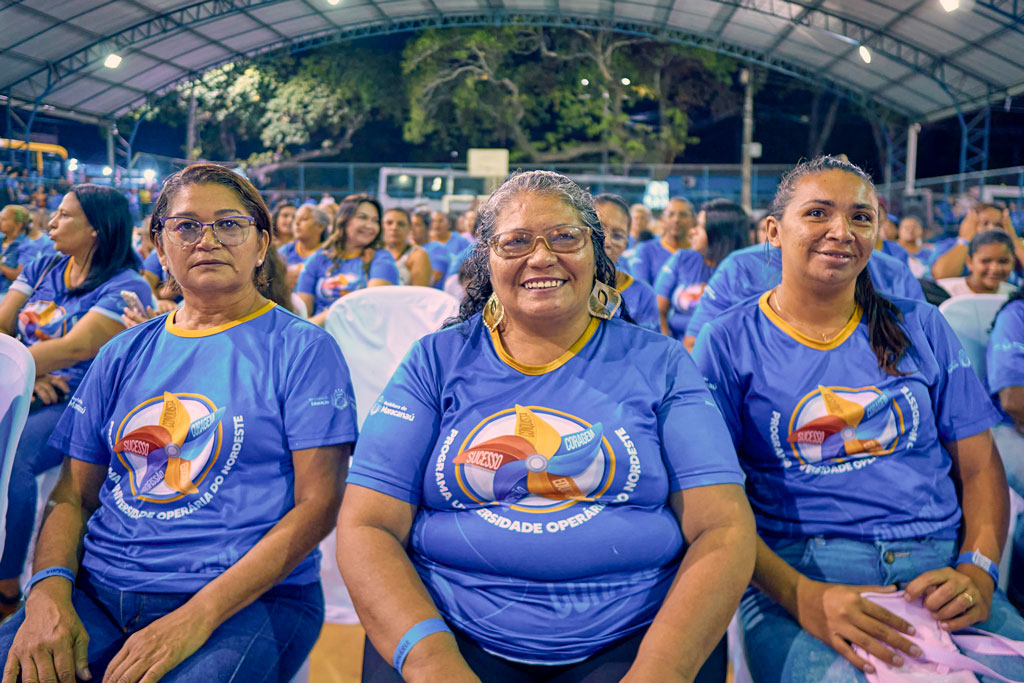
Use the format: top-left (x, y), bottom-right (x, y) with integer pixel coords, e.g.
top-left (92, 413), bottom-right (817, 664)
top-left (340, 170), bottom-right (755, 683)
top-left (296, 194), bottom-right (399, 325)
top-left (693, 156), bottom-right (1024, 681)
top-left (0, 165), bottom-right (357, 683)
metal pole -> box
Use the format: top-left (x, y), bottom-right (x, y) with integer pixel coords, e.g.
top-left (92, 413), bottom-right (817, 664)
top-left (185, 85), bottom-right (197, 161)
top-left (740, 68), bottom-right (754, 215)
top-left (24, 99), bottom-right (41, 172)
top-left (126, 117), bottom-right (142, 178)
top-left (106, 123), bottom-right (116, 186)
top-left (905, 123), bottom-right (920, 195)
top-left (4, 90), bottom-right (11, 166)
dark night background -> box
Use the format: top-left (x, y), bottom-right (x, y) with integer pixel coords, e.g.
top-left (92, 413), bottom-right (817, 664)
top-left (14, 33), bottom-right (1024, 181)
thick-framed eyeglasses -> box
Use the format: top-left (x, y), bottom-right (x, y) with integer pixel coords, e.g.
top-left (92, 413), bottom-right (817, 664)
top-left (158, 216), bottom-right (255, 246)
top-left (487, 225), bottom-right (590, 259)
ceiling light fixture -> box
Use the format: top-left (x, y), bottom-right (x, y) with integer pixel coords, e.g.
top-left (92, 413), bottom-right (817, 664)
top-left (858, 45), bottom-right (872, 64)
top-left (939, 0), bottom-right (960, 11)
top-left (104, 53), bottom-right (122, 69)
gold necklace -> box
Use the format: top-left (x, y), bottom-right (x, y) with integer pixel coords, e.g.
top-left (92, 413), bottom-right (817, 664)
top-left (771, 288), bottom-right (856, 343)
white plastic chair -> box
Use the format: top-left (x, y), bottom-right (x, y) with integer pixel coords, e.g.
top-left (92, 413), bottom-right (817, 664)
top-left (0, 335), bottom-right (35, 569)
top-left (938, 293), bottom-right (1009, 385)
top-left (320, 285), bottom-right (459, 627)
top-left (324, 285), bottom-right (459, 429)
top-left (290, 292), bottom-right (308, 319)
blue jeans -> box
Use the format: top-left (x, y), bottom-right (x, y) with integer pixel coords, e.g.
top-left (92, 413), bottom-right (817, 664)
top-left (740, 537), bottom-right (1024, 683)
top-left (0, 570), bottom-right (325, 681)
top-left (0, 399), bottom-right (67, 581)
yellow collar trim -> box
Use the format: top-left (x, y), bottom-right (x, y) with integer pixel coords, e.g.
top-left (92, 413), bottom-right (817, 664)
top-left (63, 257), bottom-right (74, 289)
top-left (295, 241), bottom-right (319, 259)
top-left (488, 316), bottom-right (600, 375)
top-left (165, 300), bottom-right (276, 338)
top-left (758, 291), bottom-right (862, 351)
top-left (616, 271), bottom-right (635, 293)
top-left (660, 238), bottom-right (680, 254)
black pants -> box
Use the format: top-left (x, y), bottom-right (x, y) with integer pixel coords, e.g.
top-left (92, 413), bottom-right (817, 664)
top-left (361, 625), bottom-right (727, 683)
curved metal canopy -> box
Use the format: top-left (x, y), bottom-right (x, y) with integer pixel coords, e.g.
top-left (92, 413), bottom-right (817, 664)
top-left (0, 0), bottom-right (1022, 125)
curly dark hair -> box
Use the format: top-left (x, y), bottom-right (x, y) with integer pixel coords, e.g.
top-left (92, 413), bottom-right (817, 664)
top-left (444, 170), bottom-right (629, 328)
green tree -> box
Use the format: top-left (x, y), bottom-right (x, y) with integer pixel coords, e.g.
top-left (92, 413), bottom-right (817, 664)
top-left (249, 48), bottom-right (403, 179)
top-left (402, 27), bottom-right (741, 166)
top-left (132, 62), bottom-right (275, 161)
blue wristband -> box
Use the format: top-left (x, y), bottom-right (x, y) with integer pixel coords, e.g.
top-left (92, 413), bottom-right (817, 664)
top-left (26, 567), bottom-right (75, 592)
top-left (392, 618), bottom-right (451, 673)
top-left (956, 550), bottom-right (999, 586)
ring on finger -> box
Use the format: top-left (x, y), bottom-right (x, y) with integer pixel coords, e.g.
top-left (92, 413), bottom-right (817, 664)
top-left (962, 591), bottom-right (974, 605)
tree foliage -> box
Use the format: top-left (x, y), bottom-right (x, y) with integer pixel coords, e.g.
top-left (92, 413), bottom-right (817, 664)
top-left (402, 27), bottom-right (741, 166)
top-left (130, 28), bottom-right (741, 170)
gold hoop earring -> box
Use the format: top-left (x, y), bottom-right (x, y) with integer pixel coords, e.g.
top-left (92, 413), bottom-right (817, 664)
top-left (483, 292), bottom-right (504, 332)
top-left (588, 279), bottom-right (621, 320)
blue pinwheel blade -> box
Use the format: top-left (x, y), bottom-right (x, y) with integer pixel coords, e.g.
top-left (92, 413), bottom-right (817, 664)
top-left (492, 460), bottom-right (530, 502)
top-left (139, 448), bottom-right (168, 493)
top-left (184, 407), bottom-right (225, 444)
top-left (547, 423), bottom-right (603, 476)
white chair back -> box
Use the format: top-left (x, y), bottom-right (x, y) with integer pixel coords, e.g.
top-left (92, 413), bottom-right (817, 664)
top-left (324, 285), bottom-right (459, 429)
top-left (938, 293), bottom-right (1009, 385)
top-left (320, 285), bottom-right (459, 625)
top-left (0, 335), bottom-right (35, 562)
top-left (290, 292), bottom-right (308, 320)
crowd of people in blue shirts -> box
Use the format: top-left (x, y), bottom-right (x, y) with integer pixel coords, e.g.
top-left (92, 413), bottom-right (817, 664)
top-left (0, 155), bottom-right (1023, 683)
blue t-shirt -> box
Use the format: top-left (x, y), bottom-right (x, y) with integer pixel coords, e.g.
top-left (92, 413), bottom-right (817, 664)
top-left (618, 273), bottom-right (659, 332)
top-left (622, 239), bottom-right (677, 286)
top-left (27, 233), bottom-right (55, 261)
top-left (440, 232), bottom-right (471, 259)
top-left (653, 250), bottom-right (713, 339)
top-left (423, 242), bottom-right (451, 290)
top-left (987, 298), bottom-right (1024, 425)
top-left (277, 241), bottom-right (317, 267)
top-left (11, 255), bottom-right (152, 390)
top-left (693, 293), bottom-right (1000, 545)
top-left (348, 315), bottom-right (744, 663)
top-left (141, 249), bottom-right (165, 280)
top-left (880, 240), bottom-right (910, 265)
top-left (296, 248), bottom-right (399, 314)
top-left (47, 303), bottom-right (358, 593)
top-left (685, 244), bottom-right (925, 339)
top-left (1, 234), bottom-right (38, 295)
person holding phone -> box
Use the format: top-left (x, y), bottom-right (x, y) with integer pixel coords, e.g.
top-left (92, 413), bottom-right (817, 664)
top-left (0, 184), bottom-right (152, 619)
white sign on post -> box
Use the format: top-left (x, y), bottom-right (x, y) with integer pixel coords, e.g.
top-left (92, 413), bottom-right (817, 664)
top-left (467, 148), bottom-right (510, 179)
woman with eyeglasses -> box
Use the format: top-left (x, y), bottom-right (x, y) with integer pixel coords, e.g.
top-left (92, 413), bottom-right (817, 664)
top-left (0, 185), bottom-right (152, 621)
top-left (654, 199), bottom-right (750, 340)
top-left (339, 170), bottom-right (755, 683)
top-left (0, 164), bottom-right (357, 683)
top-left (594, 192), bottom-right (660, 332)
top-left (296, 194), bottom-right (399, 326)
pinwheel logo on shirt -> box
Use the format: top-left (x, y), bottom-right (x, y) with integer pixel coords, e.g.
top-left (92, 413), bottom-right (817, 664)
top-left (454, 405), bottom-right (611, 508)
top-left (671, 283), bottom-right (706, 312)
top-left (318, 271), bottom-right (364, 300)
top-left (788, 385), bottom-right (903, 465)
top-left (17, 301), bottom-right (67, 341)
top-left (114, 392), bottom-right (225, 501)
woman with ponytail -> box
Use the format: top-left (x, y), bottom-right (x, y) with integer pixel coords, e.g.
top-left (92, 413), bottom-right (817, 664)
top-left (693, 156), bottom-right (1024, 681)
